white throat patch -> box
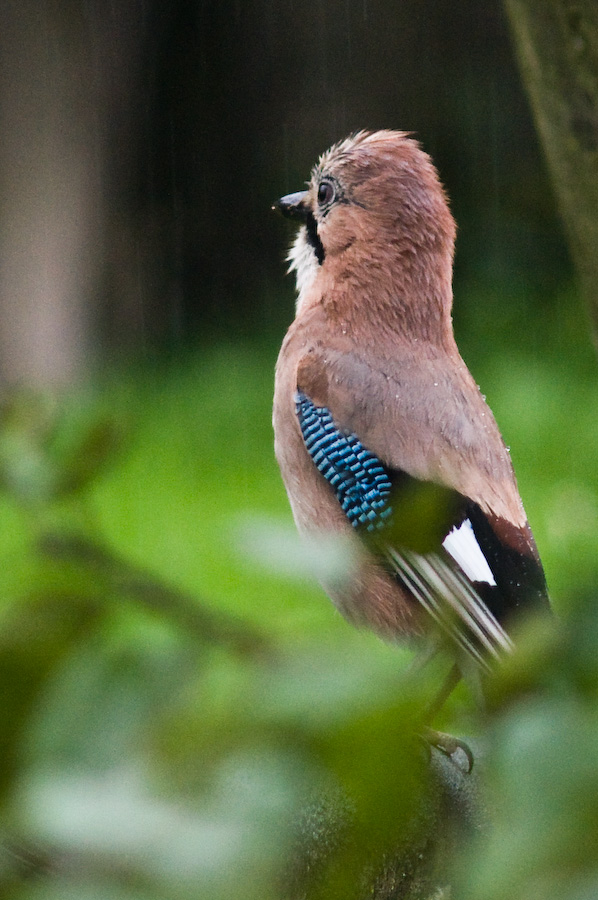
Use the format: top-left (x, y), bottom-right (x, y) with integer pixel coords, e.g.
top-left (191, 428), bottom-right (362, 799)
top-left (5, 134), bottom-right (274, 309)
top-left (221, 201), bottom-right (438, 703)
top-left (287, 226), bottom-right (319, 313)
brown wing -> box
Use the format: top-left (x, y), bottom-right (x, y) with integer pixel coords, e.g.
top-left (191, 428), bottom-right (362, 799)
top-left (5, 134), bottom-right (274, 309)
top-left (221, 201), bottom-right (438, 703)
top-left (295, 341), bottom-right (527, 528)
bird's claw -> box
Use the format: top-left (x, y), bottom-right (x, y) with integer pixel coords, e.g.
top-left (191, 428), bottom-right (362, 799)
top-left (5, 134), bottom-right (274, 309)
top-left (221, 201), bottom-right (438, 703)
top-left (422, 727), bottom-right (474, 774)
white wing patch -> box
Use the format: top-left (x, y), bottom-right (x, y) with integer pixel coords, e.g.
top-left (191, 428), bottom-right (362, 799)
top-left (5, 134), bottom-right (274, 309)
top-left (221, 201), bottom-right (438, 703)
top-left (443, 518), bottom-right (497, 586)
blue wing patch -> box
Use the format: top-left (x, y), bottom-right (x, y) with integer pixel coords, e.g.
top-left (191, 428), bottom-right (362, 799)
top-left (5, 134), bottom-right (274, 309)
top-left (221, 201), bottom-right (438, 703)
top-left (296, 391), bottom-right (393, 532)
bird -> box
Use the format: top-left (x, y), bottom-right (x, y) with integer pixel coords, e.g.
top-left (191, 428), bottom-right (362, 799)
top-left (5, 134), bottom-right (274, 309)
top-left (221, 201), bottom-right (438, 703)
top-left (272, 131), bottom-right (549, 747)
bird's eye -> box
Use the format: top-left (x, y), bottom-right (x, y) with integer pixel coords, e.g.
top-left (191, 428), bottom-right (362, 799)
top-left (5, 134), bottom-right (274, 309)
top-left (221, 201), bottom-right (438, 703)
top-left (317, 180), bottom-right (335, 206)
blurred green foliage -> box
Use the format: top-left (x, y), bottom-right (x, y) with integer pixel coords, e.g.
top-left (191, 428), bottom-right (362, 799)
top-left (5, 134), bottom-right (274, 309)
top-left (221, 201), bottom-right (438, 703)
top-left (0, 279), bottom-right (597, 898)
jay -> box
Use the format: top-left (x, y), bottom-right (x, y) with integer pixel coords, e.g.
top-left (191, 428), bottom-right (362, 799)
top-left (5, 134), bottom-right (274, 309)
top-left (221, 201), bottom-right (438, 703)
top-left (273, 131), bottom-right (548, 690)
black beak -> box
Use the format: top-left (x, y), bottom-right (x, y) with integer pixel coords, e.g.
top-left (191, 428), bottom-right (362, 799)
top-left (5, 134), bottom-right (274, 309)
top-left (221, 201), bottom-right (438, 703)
top-left (273, 190), bottom-right (309, 221)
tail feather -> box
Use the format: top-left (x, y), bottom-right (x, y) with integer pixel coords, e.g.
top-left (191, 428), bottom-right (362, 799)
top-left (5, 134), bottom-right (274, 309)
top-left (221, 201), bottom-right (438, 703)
top-left (385, 547), bottom-right (514, 668)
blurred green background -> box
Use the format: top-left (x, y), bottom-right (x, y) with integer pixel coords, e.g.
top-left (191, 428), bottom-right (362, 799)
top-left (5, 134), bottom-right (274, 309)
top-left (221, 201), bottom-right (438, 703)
top-left (0, 1), bottom-right (597, 898)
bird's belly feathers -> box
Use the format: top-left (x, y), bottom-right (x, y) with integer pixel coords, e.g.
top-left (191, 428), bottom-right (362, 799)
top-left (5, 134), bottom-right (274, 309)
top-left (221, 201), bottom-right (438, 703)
top-left (273, 346), bottom-right (423, 639)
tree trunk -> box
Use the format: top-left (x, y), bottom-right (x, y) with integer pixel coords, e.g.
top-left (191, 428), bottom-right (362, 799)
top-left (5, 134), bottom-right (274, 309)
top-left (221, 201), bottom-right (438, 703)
top-left (0, 1), bottom-right (153, 387)
top-left (504, 0), bottom-right (598, 337)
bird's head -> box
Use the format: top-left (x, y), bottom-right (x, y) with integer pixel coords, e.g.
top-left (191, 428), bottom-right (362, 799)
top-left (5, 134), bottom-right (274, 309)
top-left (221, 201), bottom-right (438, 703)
top-left (275, 131), bottom-right (457, 334)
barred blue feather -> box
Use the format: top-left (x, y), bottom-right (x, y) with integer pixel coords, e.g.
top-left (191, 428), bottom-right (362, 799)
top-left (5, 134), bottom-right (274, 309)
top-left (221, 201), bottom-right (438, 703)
top-left (295, 391), bottom-right (393, 532)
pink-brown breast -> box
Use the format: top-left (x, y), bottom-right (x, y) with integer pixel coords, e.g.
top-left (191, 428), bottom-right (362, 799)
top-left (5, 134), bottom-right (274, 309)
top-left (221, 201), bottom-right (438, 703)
top-left (273, 309), bottom-right (424, 640)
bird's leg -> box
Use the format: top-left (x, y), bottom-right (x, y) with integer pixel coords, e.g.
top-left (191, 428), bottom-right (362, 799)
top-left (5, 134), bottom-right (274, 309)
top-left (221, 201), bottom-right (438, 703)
top-left (421, 662), bottom-right (474, 773)
top-left (425, 661), bottom-right (462, 723)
